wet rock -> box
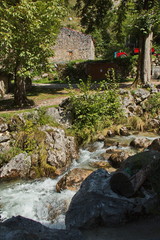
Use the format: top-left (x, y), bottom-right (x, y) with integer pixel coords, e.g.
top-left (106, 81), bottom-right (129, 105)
top-left (0, 216), bottom-right (84, 240)
top-left (89, 161), bottom-right (115, 172)
top-left (148, 138), bottom-right (160, 152)
top-left (106, 130), bottom-right (116, 137)
top-left (0, 153), bottom-right (31, 179)
top-left (119, 127), bottom-right (130, 136)
top-left (108, 151), bottom-right (131, 168)
top-left (56, 168), bottom-right (93, 192)
top-left (65, 169), bottom-right (158, 229)
top-left (130, 137), bottom-right (151, 149)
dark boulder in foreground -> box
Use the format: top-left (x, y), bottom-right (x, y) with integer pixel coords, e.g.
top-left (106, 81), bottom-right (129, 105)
top-left (65, 168), bottom-right (158, 229)
top-left (0, 216), bottom-right (84, 240)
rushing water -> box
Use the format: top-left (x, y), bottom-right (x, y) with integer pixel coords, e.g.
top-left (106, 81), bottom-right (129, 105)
top-left (0, 133), bottom-right (159, 229)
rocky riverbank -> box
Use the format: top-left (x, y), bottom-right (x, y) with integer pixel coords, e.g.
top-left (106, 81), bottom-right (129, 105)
top-left (0, 87), bottom-right (160, 239)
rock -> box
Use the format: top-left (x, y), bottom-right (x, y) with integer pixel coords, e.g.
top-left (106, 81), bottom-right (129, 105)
top-left (40, 126), bottom-right (78, 172)
top-left (0, 117), bottom-right (8, 132)
top-left (132, 88), bottom-right (150, 104)
top-left (46, 104), bottom-right (74, 128)
top-left (0, 216), bottom-right (84, 240)
top-left (108, 151), bottom-right (131, 168)
top-left (46, 107), bottom-right (62, 124)
top-left (130, 137), bottom-right (151, 149)
top-left (106, 130), bottom-right (116, 137)
top-left (121, 151), bottom-right (160, 194)
top-left (65, 169), bottom-right (158, 229)
top-left (148, 119), bottom-right (160, 129)
top-left (56, 168), bottom-right (93, 192)
top-left (0, 132), bottom-right (10, 143)
top-left (0, 153), bottom-right (31, 179)
top-left (119, 126), bottom-right (130, 136)
top-left (89, 161), bottom-right (115, 172)
top-left (0, 141), bottom-right (11, 153)
top-left (104, 138), bottom-right (118, 147)
top-left (148, 138), bottom-right (160, 152)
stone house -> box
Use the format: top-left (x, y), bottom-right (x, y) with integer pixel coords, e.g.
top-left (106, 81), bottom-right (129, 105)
top-left (52, 27), bottom-right (95, 62)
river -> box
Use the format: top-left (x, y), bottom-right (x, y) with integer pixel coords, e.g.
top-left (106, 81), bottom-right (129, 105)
top-left (0, 133), bottom-right (159, 232)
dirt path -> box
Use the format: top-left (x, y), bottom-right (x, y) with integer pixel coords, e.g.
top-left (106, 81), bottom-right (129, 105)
top-left (0, 80), bottom-right (160, 113)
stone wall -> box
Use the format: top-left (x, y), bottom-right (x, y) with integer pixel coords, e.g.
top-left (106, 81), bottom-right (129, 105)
top-left (52, 28), bottom-right (95, 62)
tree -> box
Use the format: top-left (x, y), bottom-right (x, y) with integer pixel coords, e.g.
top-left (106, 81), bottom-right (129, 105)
top-left (0, 0), bottom-right (66, 106)
top-left (75, 0), bottom-right (160, 86)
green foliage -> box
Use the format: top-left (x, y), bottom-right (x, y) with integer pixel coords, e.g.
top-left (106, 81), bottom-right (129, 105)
top-left (0, 0), bottom-right (66, 76)
top-left (0, 147), bottom-right (23, 168)
top-left (69, 78), bottom-right (123, 143)
top-left (14, 108), bottom-right (60, 152)
top-left (145, 93), bottom-right (160, 116)
top-left (0, 0), bottom-right (66, 105)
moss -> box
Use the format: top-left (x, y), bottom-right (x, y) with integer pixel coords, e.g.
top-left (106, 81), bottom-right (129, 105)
top-left (38, 143), bottom-right (56, 178)
top-left (0, 147), bottom-right (23, 168)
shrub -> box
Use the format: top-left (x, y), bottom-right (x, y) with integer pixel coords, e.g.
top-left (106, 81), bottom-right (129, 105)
top-left (69, 79), bottom-right (123, 143)
top-left (145, 92), bottom-right (160, 117)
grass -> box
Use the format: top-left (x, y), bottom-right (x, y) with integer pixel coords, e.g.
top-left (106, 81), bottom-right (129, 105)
top-left (0, 85), bottom-right (70, 116)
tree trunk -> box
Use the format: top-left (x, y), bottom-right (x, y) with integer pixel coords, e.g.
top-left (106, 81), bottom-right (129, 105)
top-left (140, 32), bottom-right (153, 85)
top-left (14, 65), bottom-right (29, 107)
top-left (133, 32), bottom-right (153, 87)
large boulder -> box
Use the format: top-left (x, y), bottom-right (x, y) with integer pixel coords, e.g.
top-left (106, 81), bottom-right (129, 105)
top-left (121, 151), bottom-right (160, 194)
top-left (40, 126), bottom-right (78, 172)
top-left (0, 216), bottom-right (84, 240)
top-left (65, 168), bottom-right (157, 229)
top-left (148, 138), bottom-right (160, 152)
top-left (0, 153), bottom-right (31, 179)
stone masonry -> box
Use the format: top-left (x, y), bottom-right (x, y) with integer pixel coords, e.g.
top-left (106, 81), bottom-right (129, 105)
top-left (52, 27), bottom-right (95, 62)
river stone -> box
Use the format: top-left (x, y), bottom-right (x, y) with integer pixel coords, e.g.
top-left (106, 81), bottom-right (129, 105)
top-left (0, 216), bottom-right (84, 240)
top-left (89, 161), bottom-right (115, 173)
top-left (0, 153), bottom-right (31, 179)
top-left (130, 137), bottom-right (151, 149)
top-left (65, 168), bottom-right (157, 229)
top-left (56, 168), bottom-right (93, 192)
top-left (108, 151), bottom-right (131, 168)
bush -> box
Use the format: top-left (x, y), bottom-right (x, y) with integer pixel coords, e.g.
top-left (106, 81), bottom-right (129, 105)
top-left (69, 79), bottom-right (123, 143)
top-left (145, 92), bottom-right (160, 117)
